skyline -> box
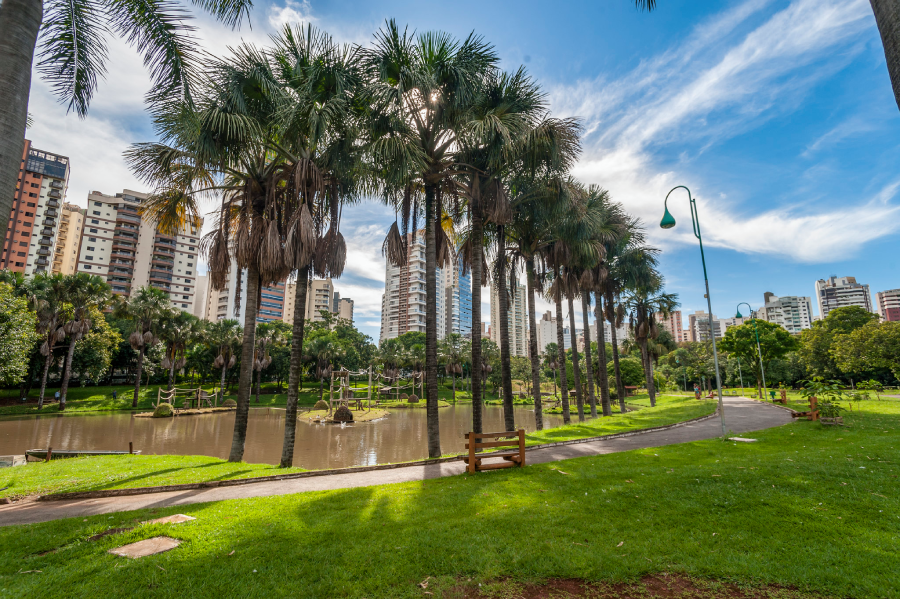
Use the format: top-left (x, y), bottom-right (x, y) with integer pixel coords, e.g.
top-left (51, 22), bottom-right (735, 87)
top-left (21, 0), bottom-right (900, 342)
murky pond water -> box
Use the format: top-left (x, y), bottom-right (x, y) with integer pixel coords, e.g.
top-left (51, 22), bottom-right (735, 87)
top-left (0, 405), bottom-right (564, 470)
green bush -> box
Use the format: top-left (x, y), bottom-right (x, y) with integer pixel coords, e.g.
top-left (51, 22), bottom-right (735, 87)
top-left (152, 403), bottom-right (174, 418)
top-left (222, 399), bottom-right (237, 407)
top-left (314, 399), bottom-right (329, 410)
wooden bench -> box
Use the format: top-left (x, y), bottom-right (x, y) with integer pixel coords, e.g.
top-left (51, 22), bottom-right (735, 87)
top-left (461, 430), bottom-right (525, 473)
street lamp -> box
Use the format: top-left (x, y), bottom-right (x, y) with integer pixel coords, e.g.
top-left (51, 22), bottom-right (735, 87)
top-left (737, 356), bottom-right (744, 393)
top-left (736, 302), bottom-right (768, 402)
top-left (661, 186), bottom-right (726, 436)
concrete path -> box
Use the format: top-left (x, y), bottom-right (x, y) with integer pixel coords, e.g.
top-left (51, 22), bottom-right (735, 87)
top-left (0, 398), bottom-right (791, 526)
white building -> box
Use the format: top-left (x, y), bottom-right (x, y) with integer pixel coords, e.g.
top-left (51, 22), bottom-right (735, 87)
top-left (490, 281), bottom-right (528, 356)
top-left (875, 289), bottom-right (900, 322)
top-left (687, 310), bottom-right (726, 341)
top-left (200, 261), bottom-right (286, 323)
top-left (815, 276), bottom-right (874, 319)
top-left (380, 232), bottom-right (446, 342)
top-left (758, 292), bottom-right (813, 333)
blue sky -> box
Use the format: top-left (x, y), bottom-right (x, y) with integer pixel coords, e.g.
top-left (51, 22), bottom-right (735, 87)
top-left (26, 0), bottom-right (900, 342)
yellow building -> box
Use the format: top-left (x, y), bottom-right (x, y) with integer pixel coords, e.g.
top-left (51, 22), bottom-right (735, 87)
top-left (52, 203), bottom-right (84, 274)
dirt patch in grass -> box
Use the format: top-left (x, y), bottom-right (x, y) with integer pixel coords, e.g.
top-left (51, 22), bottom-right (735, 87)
top-left (462, 574), bottom-right (832, 598)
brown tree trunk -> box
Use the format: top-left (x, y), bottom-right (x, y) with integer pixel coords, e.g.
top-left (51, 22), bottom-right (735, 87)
top-left (567, 294), bottom-right (584, 422)
top-left (0, 0), bottom-right (41, 242)
top-left (280, 263), bottom-right (307, 468)
top-left (424, 185), bottom-right (441, 457)
top-left (871, 0), bottom-right (900, 112)
top-left (525, 258), bottom-right (543, 430)
top-left (496, 225), bottom-right (514, 432)
top-left (219, 364), bottom-right (227, 402)
top-left (228, 265), bottom-right (260, 463)
top-left (167, 353), bottom-right (176, 392)
top-left (641, 340), bottom-right (657, 407)
top-left (554, 285), bottom-right (571, 424)
top-left (254, 368), bottom-right (261, 403)
top-left (470, 199), bottom-right (483, 434)
top-left (132, 345), bottom-right (146, 408)
top-left (607, 297), bottom-right (626, 413)
top-left (594, 292), bottom-right (612, 416)
top-left (37, 348), bottom-right (52, 410)
top-left (58, 339), bottom-right (78, 411)
top-left (581, 294), bottom-right (597, 418)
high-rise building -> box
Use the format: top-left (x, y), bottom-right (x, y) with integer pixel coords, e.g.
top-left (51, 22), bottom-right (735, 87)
top-left (490, 282), bottom-right (528, 356)
top-left (51, 203), bottom-right (84, 275)
top-left (201, 262), bottom-right (286, 323)
top-left (281, 278), bottom-right (354, 326)
top-left (191, 274), bottom-right (209, 319)
top-left (2, 140), bottom-right (70, 274)
top-left (445, 261), bottom-right (472, 338)
top-left (578, 320), bottom-right (628, 351)
top-left (335, 297), bottom-right (354, 322)
top-left (75, 189), bottom-right (202, 311)
top-left (655, 310), bottom-right (684, 342)
top-left (815, 276), bottom-right (873, 319)
top-left (875, 289), bottom-right (900, 322)
top-left (758, 292), bottom-right (813, 333)
top-left (380, 232), bottom-right (446, 342)
top-left (687, 310), bottom-right (725, 341)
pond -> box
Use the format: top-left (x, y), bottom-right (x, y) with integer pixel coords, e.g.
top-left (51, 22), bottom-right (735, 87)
top-left (0, 405), bottom-right (565, 470)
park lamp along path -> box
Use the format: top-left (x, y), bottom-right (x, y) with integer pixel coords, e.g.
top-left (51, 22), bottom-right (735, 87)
top-left (736, 302), bottom-right (769, 403)
top-left (661, 185), bottom-right (727, 437)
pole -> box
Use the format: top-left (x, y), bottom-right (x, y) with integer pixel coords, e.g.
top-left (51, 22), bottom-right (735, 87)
top-left (367, 365), bottom-right (372, 411)
top-left (752, 318), bottom-right (769, 402)
top-left (683, 367), bottom-right (687, 393)
top-left (737, 357), bottom-right (744, 393)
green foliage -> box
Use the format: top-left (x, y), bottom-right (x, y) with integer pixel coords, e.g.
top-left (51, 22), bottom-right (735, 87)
top-left (152, 402), bottom-right (174, 418)
top-left (0, 283), bottom-right (39, 385)
top-left (831, 321), bottom-right (900, 383)
top-left (799, 306), bottom-right (880, 380)
top-left (72, 306), bottom-right (122, 383)
top-left (609, 357), bottom-right (644, 387)
top-left (718, 319), bottom-right (797, 388)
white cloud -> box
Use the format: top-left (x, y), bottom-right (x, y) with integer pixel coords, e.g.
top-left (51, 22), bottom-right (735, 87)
top-left (550, 0), bottom-right (892, 263)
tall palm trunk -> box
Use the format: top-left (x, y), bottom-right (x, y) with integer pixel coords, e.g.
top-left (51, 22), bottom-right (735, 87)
top-left (608, 314), bottom-right (626, 414)
top-left (424, 184), bottom-right (441, 458)
top-left (640, 341), bottom-right (657, 407)
top-left (496, 225), bottom-right (514, 432)
top-left (37, 350), bottom-right (52, 410)
top-left (255, 368), bottom-right (262, 403)
top-left (228, 265), bottom-right (260, 463)
top-left (319, 376), bottom-right (324, 402)
top-left (871, 0), bottom-right (900, 112)
top-left (553, 284), bottom-right (571, 424)
top-left (219, 364), bottom-right (227, 401)
top-left (581, 294), bottom-right (597, 418)
top-left (278, 266), bottom-right (309, 468)
top-left (58, 340), bottom-right (77, 411)
top-left (470, 200), bottom-right (483, 434)
top-left (132, 345), bottom-right (146, 407)
top-left (594, 292), bottom-right (612, 416)
top-left (167, 353), bottom-right (176, 391)
top-left (525, 258), bottom-right (543, 430)
top-left (567, 294), bottom-right (584, 422)
top-left (0, 0), bottom-right (41, 242)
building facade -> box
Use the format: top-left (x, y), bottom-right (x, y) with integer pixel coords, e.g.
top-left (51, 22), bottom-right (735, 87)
top-left (490, 282), bottom-right (528, 357)
top-left (758, 292), bottom-right (813, 333)
top-left (75, 189), bottom-right (202, 311)
top-left (380, 232), bottom-right (447, 342)
top-left (815, 276), bottom-right (873, 319)
top-left (445, 262), bottom-right (472, 338)
top-left (51, 203), bottom-right (84, 275)
top-left (201, 262), bottom-right (286, 323)
top-left (875, 289), bottom-right (900, 322)
top-left (2, 140), bottom-right (70, 275)
top-left (655, 310), bottom-right (684, 343)
top-left (687, 310), bottom-right (725, 341)
top-left (281, 278), bottom-right (355, 326)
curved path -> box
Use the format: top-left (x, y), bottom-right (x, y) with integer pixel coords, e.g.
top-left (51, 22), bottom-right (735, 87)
top-left (0, 398), bottom-right (791, 526)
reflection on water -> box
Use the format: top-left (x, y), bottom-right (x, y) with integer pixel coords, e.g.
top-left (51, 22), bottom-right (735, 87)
top-left (0, 405), bottom-right (564, 470)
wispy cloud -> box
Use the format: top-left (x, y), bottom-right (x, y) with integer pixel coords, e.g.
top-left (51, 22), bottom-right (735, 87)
top-left (550, 0), bottom-right (891, 263)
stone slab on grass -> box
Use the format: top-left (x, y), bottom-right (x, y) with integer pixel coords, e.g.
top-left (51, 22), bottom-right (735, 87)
top-left (728, 437), bottom-right (757, 443)
top-left (0, 455), bottom-right (26, 467)
top-left (109, 537), bottom-right (181, 558)
top-left (144, 514), bottom-right (196, 525)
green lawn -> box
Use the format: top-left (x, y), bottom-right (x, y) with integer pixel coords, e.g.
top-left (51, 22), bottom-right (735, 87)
top-left (0, 455), bottom-right (306, 500)
top-left (3, 400), bottom-right (897, 597)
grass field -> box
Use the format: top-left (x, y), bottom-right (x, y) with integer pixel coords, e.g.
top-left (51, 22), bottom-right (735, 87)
top-left (1, 398), bottom-right (896, 597)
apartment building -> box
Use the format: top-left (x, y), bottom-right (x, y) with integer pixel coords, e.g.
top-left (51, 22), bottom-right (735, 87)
top-left (75, 189), bottom-right (202, 310)
top-left (655, 310), bottom-right (684, 342)
top-left (875, 289), bottom-right (900, 322)
top-left (687, 310), bottom-right (725, 341)
top-left (191, 274), bottom-right (209, 319)
top-left (490, 281), bottom-right (528, 357)
top-left (758, 292), bottom-right (813, 333)
top-left (445, 262), bottom-right (472, 338)
top-left (280, 278), bottom-right (354, 326)
top-left (815, 276), bottom-right (873, 318)
top-left (52, 203), bottom-right (84, 274)
top-left (202, 262), bottom-right (286, 323)
top-left (334, 293), bottom-right (354, 322)
top-left (379, 232), bottom-right (447, 342)
top-left (1, 140), bottom-right (70, 274)
top-left (577, 320), bottom-right (629, 352)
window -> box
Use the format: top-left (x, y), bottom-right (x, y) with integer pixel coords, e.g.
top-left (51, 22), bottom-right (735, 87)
top-left (18, 242), bottom-right (26, 247)
top-left (16, 251), bottom-right (25, 257)
top-left (26, 202), bottom-right (35, 207)
top-left (186, 271), bottom-right (192, 276)
top-left (88, 237), bottom-right (96, 242)
top-left (92, 211), bottom-right (100, 216)
top-left (85, 256), bottom-right (93, 260)
top-left (182, 304), bottom-right (188, 308)
top-left (86, 246), bottom-right (95, 251)
top-left (91, 220), bottom-right (99, 224)
top-left (24, 212), bottom-right (32, 217)
top-left (89, 228), bottom-right (97, 233)
top-left (182, 295), bottom-right (189, 300)
top-left (14, 262), bottom-right (23, 267)
top-left (83, 264), bottom-right (92, 269)
top-left (28, 192), bottom-right (37, 198)
top-left (187, 262), bottom-right (192, 267)
top-left (94, 202), bottom-right (102, 207)
top-left (23, 222), bottom-right (31, 227)
top-left (30, 183), bottom-right (38, 188)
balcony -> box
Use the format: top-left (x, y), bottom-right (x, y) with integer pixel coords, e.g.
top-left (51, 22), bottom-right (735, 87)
top-left (48, 189), bottom-right (61, 199)
top-left (155, 238), bottom-right (175, 247)
top-left (49, 180), bottom-right (63, 189)
top-left (151, 282), bottom-right (171, 291)
top-left (40, 227), bottom-right (54, 236)
top-left (46, 199), bottom-right (60, 209)
top-left (37, 248), bottom-right (50, 256)
top-left (110, 267), bottom-right (132, 275)
top-left (38, 237), bottom-right (52, 246)
top-left (150, 272), bottom-right (173, 282)
top-left (116, 212), bottom-right (141, 224)
top-left (152, 254), bottom-right (174, 264)
top-left (35, 258), bottom-right (48, 266)
top-left (42, 218), bottom-right (55, 227)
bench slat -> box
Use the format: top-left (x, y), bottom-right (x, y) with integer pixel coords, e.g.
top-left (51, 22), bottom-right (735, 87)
top-left (476, 462), bottom-right (518, 471)
top-left (465, 431), bottom-right (521, 439)
top-left (465, 440), bottom-right (521, 449)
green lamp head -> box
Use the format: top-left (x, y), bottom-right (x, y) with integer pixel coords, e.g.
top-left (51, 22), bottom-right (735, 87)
top-left (660, 206), bottom-right (676, 229)
top-left (735, 309), bottom-right (742, 318)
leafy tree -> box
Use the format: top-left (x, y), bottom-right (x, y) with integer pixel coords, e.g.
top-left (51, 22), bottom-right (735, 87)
top-left (114, 286), bottom-right (169, 406)
top-left (799, 306), bottom-right (879, 380)
top-left (719, 319), bottom-right (798, 398)
top-left (206, 319), bottom-right (241, 399)
top-left (832, 321), bottom-right (900, 383)
top-left (71, 306), bottom-right (122, 385)
top-left (158, 310), bottom-right (202, 391)
top-left (57, 274), bottom-right (111, 410)
top-left (0, 282), bottom-right (38, 385)
top-left (608, 356), bottom-right (644, 388)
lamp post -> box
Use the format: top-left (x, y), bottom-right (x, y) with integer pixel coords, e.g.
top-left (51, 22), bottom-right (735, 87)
top-left (736, 302), bottom-right (768, 402)
top-left (737, 356), bottom-right (744, 393)
top-left (676, 356), bottom-right (687, 393)
top-left (661, 186), bottom-right (726, 436)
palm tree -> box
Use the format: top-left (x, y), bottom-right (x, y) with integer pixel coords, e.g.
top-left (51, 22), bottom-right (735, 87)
top-left (305, 335), bottom-right (344, 407)
top-left (56, 274), bottom-right (110, 410)
top-left (22, 273), bottom-right (63, 410)
top-left (115, 286), bottom-right (169, 407)
top-left (0, 0), bottom-right (254, 245)
top-left (158, 310), bottom-right (202, 392)
top-left (440, 333), bottom-right (465, 402)
top-left (365, 21), bottom-right (498, 457)
top-left (543, 343), bottom-right (559, 399)
top-left (405, 342), bottom-right (426, 399)
top-left (252, 322), bottom-right (285, 403)
top-left (379, 338), bottom-right (404, 401)
top-left (206, 319), bottom-right (241, 401)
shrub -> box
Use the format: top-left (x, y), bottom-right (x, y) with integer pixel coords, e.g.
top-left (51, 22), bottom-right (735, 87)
top-left (222, 399), bottom-right (237, 407)
top-left (314, 399), bottom-right (329, 411)
top-left (152, 403), bottom-right (174, 418)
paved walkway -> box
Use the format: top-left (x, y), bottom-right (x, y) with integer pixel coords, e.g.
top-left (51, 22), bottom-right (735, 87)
top-left (0, 398), bottom-right (791, 526)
